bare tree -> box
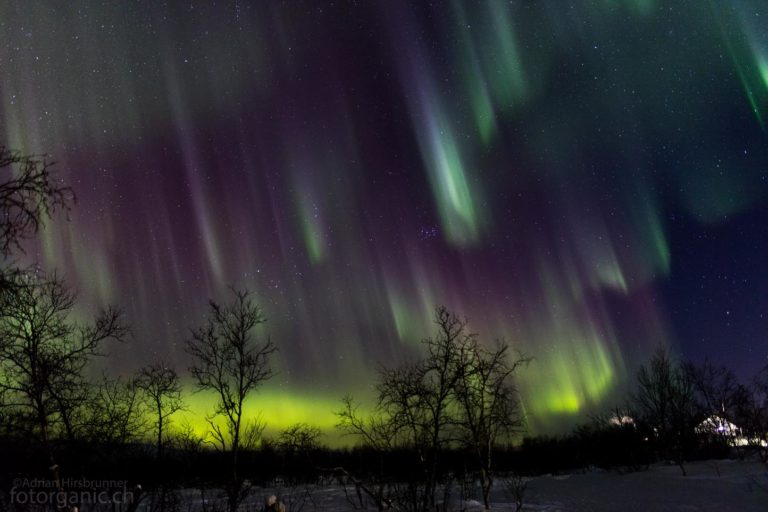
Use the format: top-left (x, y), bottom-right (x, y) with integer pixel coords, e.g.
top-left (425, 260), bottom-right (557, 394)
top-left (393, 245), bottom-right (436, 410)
top-left (686, 359), bottom-right (743, 444)
top-left (375, 307), bottom-right (470, 511)
top-left (737, 367), bottom-right (768, 464)
top-left (0, 148), bottom-right (74, 306)
top-left (632, 346), bottom-right (699, 475)
top-left (337, 307), bottom-right (528, 511)
top-left (502, 474), bottom-right (527, 512)
top-left (453, 339), bottom-right (530, 510)
top-left (0, 148), bottom-right (83, 512)
top-left (85, 374), bottom-right (146, 445)
top-left (0, 147), bottom-right (73, 258)
top-left (186, 287), bottom-right (276, 512)
top-left (277, 422), bottom-right (323, 488)
top-left (687, 360), bottom-right (740, 416)
top-left (168, 420), bottom-right (206, 454)
top-left (0, 271), bottom-right (126, 447)
top-left (0, 147), bottom-right (75, 430)
top-left (238, 416), bottom-right (268, 452)
top-left (278, 422), bottom-right (323, 453)
top-left (135, 362), bottom-right (184, 459)
top-left (335, 394), bottom-right (399, 512)
top-left (336, 393), bottom-right (399, 452)
top-left (0, 271), bottom-right (126, 495)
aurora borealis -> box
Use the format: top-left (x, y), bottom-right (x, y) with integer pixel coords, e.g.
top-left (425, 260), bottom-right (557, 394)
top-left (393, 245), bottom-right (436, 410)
top-left (1, 1), bottom-right (767, 438)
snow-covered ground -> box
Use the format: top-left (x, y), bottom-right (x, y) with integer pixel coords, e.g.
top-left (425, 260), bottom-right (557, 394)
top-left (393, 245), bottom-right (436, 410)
top-left (513, 459), bottom-right (768, 511)
top-left (130, 459), bottom-right (768, 511)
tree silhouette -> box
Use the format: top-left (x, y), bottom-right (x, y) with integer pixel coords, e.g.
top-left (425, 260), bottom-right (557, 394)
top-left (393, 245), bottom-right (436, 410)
top-left (0, 147), bottom-right (76, 444)
top-left (632, 346), bottom-right (698, 475)
top-left (337, 306), bottom-right (529, 511)
top-left (0, 148), bottom-right (74, 304)
top-left (0, 270), bottom-right (126, 497)
top-left (0, 148), bottom-right (73, 258)
top-left (739, 367), bottom-right (768, 463)
top-left (375, 307), bottom-right (468, 510)
top-left (336, 394), bottom-right (398, 512)
top-left (85, 373), bottom-right (145, 446)
top-left (135, 362), bottom-right (184, 459)
top-left (453, 338), bottom-right (530, 510)
top-left (686, 359), bottom-right (743, 445)
top-left (186, 287), bottom-right (276, 512)
top-left (0, 272), bottom-right (126, 446)
top-left (278, 422), bottom-right (322, 454)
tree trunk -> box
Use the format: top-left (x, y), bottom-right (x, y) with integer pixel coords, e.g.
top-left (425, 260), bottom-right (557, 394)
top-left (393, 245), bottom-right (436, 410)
top-left (480, 469), bottom-right (492, 510)
top-left (157, 404), bottom-right (164, 460)
top-left (229, 410), bottom-right (242, 512)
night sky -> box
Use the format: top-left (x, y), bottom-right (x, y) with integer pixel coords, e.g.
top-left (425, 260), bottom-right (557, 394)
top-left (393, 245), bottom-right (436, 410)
top-left (1, 0), bottom-right (767, 435)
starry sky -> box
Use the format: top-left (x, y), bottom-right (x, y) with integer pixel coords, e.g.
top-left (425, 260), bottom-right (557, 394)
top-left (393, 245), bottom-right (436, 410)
top-left (1, 0), bottom-right (767, 435)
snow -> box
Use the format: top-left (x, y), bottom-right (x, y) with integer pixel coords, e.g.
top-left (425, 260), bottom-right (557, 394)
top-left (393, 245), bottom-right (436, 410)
top-left (127, 459), bottom-right (767, 511)
top-left (515, 459), bottom-right (768, 511)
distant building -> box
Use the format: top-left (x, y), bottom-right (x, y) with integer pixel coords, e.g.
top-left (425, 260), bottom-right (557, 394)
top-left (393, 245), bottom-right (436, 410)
top-left (695, 415), bottom-right (749, 446)
top-left (608, 414), bottom-right (635, 427)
